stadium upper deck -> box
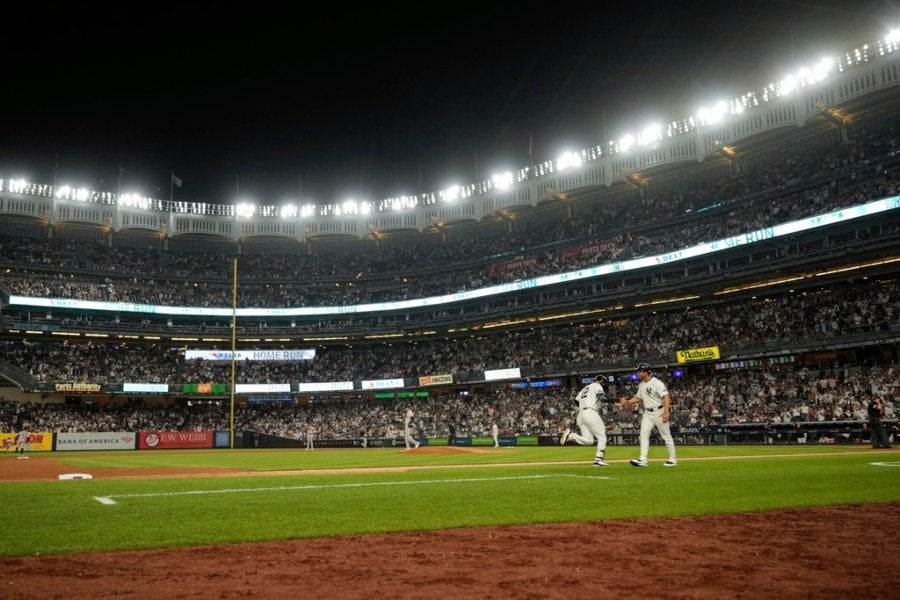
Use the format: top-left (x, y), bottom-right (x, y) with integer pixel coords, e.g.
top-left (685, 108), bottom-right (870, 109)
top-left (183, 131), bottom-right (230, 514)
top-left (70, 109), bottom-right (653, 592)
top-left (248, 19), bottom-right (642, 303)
top-left (2, 29), bottom-right (899, 240)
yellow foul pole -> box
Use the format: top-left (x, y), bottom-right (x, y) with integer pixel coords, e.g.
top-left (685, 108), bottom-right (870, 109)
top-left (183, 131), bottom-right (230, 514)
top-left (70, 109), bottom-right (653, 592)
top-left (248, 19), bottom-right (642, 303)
top-left (229, 257), bottom-right (237, 449)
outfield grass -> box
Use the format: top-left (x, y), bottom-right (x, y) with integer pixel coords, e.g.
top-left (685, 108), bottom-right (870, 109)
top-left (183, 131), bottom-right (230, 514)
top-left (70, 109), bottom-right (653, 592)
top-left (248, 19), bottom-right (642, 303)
top-left (2, 445), bottom-right (897, 557)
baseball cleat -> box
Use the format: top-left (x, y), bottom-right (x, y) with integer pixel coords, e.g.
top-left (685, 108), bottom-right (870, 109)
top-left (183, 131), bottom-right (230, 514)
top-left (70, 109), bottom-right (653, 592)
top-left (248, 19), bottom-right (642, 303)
top-left (629, 459), bottom-right (648, 467)
top-left (663, 460), bottom-right (678, 467)
top-left (593, 459), bottom-right (609, 467)
top-left (559, 428), bottom-right (570, 445)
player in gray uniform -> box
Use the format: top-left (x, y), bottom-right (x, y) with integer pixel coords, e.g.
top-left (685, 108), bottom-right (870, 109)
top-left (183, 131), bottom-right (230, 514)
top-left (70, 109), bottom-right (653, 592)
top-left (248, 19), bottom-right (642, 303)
top-left (403, 406), bottom-right (420, 450)
top-left (560, 375), bottom-right (616, 466)
top-left (618, 363), bottom-right (677, 467)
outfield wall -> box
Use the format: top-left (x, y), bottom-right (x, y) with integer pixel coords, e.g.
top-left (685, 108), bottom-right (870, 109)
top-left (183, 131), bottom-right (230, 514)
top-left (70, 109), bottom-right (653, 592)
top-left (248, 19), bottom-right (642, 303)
top-left (1, 421), bottom-right (894, 453)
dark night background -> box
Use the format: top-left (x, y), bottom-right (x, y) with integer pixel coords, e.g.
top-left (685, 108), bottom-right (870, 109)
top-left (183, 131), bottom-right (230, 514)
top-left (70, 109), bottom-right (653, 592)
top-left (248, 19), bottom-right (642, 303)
top-left (1, 1), bottom-right (897, 205)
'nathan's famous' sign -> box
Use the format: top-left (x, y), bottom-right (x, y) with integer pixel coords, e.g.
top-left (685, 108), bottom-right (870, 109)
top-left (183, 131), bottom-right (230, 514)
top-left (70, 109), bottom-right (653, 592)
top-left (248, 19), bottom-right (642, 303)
top-left (675, 346), bottom-right (720, 363)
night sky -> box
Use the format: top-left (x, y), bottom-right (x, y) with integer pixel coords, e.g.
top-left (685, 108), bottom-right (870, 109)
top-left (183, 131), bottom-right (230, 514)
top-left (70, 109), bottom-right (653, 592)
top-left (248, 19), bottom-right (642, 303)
top-left (1, 1), bottom-right (896, 206)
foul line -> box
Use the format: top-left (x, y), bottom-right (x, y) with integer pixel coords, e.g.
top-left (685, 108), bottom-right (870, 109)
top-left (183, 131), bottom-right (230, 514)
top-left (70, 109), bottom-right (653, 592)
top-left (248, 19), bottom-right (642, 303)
top-left (92, 473), bottom-right (611, 505)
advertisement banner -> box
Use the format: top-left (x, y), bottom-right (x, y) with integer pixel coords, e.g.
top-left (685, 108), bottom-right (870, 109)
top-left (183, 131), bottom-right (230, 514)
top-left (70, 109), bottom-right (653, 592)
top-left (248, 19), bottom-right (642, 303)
top-left (360, 378), bottom-right (405, 390)
top-left (123, 383), bottom-right (169, 393)
top-left (139, 431), bottom-right (214, 449)
top-left (54, 382), bottom-right (102, 393)
top-left (295, 381), bottom-right (354, 392)
top-left (484, 368), bottom-right (521, 381)
top-left (558, 238), bottom-right (619, 259)
top-left (182, 383), bottom-right (228, 394)
top-left (234, 383), bottom-right (291, 394)
top-left (0, 432), bottom-right (53, 452)
top-left (56, 432), bottom-right (137, 451)
top-left (418, 374), bottom-right (453, 386)
top-left (486, 256), bottom-right (538, 276)
top-left (675, 345), bottom-right (721, 363)
top-left (185, 349), bottom-right (315, 361)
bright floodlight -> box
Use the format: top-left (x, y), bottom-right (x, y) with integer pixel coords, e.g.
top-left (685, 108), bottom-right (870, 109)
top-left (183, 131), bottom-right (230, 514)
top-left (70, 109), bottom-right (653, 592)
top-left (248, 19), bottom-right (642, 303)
top-left (55, 185), bottom-right (71, 199)
top-left (811, 57), bottom-right (832, 82)
top-left (342, 200), bottom-right (357, 214)
top-left (638, 124), bottom-right (662, 146)
top-left (618, 134), bottom-right (635, 153)
top-left (118, 193), bottom-right (149, 209)
top-left (887, 28), bottom-right (900, 44)
top-left (441, 185), bottom-right (461, 202)
top-left (75, 188), bottom-right (90, 201)
top-left (389, 195), bottom-right (416, 211)
top-left (556, 151), bottom-right (582, 171)
top-left (300, 204), bottom-right (316, 218)
top-left (779, 75), bottom-right (798, 96)
top-left (9, 179), bottom-right (28, 193)
top-left (696, 101), bottom-right (728, 126)
top-left (492, 172), bottom-right (513, 190)
top-left (360, 202), bottom-right (370, 215)
top-left (281, 204), bottom-right (298, 218)
top-left (235, 202), bottom-right (256, 218)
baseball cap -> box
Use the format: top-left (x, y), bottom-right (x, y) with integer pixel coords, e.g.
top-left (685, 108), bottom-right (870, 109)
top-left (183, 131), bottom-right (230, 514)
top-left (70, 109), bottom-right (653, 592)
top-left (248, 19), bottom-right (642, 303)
top-left (635, 363), bottom-right (652, 372)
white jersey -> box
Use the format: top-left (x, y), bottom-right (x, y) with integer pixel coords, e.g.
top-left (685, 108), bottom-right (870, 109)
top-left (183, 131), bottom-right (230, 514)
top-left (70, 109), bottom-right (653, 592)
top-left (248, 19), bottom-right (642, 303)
top-left (636, 376), bottom-right (668, 410)
top-left (16, 430), bottom-right (29, 445)
top-left (575, 381), bottom-right (606, 411)
top-left (404, 408), bottom-right (413, 426)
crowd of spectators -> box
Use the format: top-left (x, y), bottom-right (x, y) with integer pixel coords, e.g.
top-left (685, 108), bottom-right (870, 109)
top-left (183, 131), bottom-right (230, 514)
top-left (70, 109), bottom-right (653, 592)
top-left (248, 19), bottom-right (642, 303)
top-left (1, 124), bottom-right (898, 311)
top-left (1, 363), bottom-right (895, 441)
top-left (1, 277), bottom-right (896, 386)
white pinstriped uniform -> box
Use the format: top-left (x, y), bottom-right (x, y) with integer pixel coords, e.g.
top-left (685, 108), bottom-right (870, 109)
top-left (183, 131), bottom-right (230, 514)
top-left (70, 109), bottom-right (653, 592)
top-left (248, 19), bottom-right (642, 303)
top-left (634, 376), bottom-right (676, 464)
top-left (567, 381), bottom-right (608, 462)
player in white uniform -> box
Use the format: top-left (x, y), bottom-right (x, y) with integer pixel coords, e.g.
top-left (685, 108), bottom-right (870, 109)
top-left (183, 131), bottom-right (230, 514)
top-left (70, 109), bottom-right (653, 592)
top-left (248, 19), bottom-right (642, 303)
top-left (560, 376), bottom-right (614, 466)
top-left (491, 422), bottom-right (499, 447)
top-left (15, 426), bottom-right (30, 459)
top-left (618, 363), bottom-right (677, 467)
top-left (305, 423), bottom-right (315, 451)
top-left (403, 406), bottom-right (420, 450)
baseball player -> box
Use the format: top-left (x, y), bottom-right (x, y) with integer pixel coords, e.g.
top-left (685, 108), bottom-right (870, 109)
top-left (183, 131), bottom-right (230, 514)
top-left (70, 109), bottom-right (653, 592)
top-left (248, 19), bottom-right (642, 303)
top-left (560, 375), bottom-right (616, 466)
top-left (305, 423), bottom-right (315, 451)
top-left (15, 425), bottom-right (30, 459)
top-left (403, 406), bottom-right (420, 450)
top-left (618, 363), bottom-right (677, 467)
top-left (491, 421), bottom-right (500, 447)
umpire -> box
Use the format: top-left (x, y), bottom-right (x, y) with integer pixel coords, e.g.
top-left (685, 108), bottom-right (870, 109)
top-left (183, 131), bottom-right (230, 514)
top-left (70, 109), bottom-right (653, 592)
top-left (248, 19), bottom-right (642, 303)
top-left (867, 396), bottom-right (892, 449)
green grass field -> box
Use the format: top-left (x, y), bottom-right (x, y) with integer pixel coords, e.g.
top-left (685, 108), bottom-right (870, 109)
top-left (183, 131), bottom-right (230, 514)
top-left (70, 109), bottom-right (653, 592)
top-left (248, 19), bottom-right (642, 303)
top-left (3, 445), bottom-right (898, 557)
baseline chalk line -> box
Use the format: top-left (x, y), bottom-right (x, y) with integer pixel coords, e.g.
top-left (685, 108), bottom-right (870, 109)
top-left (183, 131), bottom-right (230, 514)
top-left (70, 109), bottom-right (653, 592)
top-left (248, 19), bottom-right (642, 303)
top-left (92, 473), bottom-right (611, 505)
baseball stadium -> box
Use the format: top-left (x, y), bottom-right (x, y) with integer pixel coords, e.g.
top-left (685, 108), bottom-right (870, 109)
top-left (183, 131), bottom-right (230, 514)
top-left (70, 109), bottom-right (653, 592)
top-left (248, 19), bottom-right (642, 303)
top-left (2, 17), bottom-right (900, 600)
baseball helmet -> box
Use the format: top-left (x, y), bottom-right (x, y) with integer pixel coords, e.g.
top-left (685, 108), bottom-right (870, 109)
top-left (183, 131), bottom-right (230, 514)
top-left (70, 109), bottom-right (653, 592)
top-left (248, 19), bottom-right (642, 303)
top-left (635, 363), bottom-right (652, 372)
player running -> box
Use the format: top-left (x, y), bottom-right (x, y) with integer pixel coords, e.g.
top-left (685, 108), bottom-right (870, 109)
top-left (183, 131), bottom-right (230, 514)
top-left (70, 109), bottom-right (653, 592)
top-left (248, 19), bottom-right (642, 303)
top-left (560, 375), bottom-right (617, 466)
